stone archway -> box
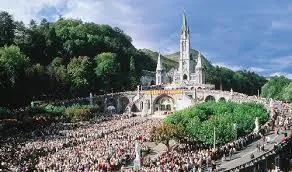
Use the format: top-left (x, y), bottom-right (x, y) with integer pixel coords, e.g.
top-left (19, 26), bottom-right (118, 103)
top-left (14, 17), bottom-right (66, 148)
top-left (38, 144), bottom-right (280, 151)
top-left (205, 95), bottom-right (215, 102)
top-left (153, 95), bottom-right (175, 112)
top-left (183, 74), bottom-right (188, 80)
top-left (218, 97), bottom-right (226, 102)
top-left (105, 97), bottom-right (117, 113)
top-left (118, 97), bottom-right (130, 113)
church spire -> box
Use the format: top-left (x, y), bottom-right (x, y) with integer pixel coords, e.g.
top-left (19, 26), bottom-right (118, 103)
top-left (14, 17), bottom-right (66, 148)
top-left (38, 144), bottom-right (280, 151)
top-left (196, 52), bottom-right (203, 69)
top-left (156, 52), bottom-right (163, 71)
top-left (181, 12), bottom-right (189, 34)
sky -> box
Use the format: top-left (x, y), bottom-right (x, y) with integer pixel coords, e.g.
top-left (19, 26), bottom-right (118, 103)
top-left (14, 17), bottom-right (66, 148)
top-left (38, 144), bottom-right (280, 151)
top-left (1, 0), bottom-right (292, 78)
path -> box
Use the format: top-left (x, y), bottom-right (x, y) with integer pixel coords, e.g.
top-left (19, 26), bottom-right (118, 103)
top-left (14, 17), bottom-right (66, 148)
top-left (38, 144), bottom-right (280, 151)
top-left (216, 132), bottom-right (286, 171)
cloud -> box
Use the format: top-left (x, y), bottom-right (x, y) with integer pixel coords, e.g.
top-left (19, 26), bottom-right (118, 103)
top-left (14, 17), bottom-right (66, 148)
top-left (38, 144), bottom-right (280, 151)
top-left (270, 72), bottom-right (292, 79)
top-left (0, 0), bottom-right (66, 23)
top-left (271, 20), bottom-right (292, 30)
top-left (212, 62), bottom-right (243, 71)
top-left (270, 56), bottom-right (292, 66)
top-left (248, 67), bottom-right (266, 73)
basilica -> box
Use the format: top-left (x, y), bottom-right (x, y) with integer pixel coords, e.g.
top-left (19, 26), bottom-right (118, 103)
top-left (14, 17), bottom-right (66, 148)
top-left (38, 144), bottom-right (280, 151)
top-left (140, 13), bottom-right (213, 90)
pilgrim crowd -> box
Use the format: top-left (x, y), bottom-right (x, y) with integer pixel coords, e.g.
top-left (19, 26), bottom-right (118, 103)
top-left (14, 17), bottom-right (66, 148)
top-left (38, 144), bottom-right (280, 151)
top-left (0, 99), bottom-right (291, 172)
top-left (0, 114), bottom-right (161, 171)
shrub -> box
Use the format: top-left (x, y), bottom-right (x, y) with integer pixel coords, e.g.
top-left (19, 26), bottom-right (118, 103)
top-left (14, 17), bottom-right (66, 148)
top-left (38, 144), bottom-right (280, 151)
top-left (44, 104), bottom-right (65, 113)
top-left (64, 106), bottom-right (93, 122)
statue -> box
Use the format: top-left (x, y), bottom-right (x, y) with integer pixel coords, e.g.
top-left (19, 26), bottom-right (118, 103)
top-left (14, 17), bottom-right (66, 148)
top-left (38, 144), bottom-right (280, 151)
top-left (253, 117), bottom-right (260, 133)
top-left (133, 141), bottom-right (141, 171)
top-left (230, 88), bottom-right (233, 95)
top-left (89, 92), bottom-right (93, 105)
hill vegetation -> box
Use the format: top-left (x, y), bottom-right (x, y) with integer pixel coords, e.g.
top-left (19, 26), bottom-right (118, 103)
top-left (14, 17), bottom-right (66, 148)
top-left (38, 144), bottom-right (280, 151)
top-left (0, 11), bottom-right (267, 107)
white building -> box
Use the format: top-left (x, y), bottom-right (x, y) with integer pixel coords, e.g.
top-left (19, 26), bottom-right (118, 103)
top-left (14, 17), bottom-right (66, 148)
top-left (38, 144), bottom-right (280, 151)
top-left (141, 13), bottom-right (212, 90)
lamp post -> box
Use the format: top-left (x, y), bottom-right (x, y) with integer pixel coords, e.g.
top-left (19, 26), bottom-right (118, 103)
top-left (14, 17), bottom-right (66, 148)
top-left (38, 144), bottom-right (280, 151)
top-left (233, 123), bottom-right (237, 141)
top-left (213, 126), bottom-right (216, 149)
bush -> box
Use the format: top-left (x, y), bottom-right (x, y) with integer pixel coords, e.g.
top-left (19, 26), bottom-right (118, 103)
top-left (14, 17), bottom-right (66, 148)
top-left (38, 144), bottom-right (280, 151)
top-left (44, 104), bottom-right (65, 113)
top-left (64, 105), bottom-right (93, 122)
top-left (164, 101), bottom-right (268, 144)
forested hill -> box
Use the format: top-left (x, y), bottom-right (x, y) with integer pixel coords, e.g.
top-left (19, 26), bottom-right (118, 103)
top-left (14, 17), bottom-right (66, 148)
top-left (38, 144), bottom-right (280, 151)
top-left (0, 11), bottom-right (157, 106)
top-left (0, 11), bottom-right (266, 107)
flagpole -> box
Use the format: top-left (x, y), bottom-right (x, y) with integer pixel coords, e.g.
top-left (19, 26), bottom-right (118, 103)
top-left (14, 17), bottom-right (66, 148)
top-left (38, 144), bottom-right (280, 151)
top-left (213, 126), bottom-right (216, 149)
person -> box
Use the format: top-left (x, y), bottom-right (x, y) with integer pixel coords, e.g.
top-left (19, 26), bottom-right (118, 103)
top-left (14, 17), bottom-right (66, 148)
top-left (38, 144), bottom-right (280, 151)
top-left (211, 160), bottom-right (216, 171)
top-left (266, 136), bottom-right (271, 143)
top-left (229, 148), bottom-right (233, 160)
top-left (256, 143), bottom-right (261, 152)
top-left (221, 153), bottom-right (225, 162)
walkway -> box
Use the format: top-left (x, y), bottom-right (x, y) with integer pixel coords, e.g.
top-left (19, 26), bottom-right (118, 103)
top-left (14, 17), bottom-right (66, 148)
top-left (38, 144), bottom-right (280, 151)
top-left (217, 132), bottom-right (286, 171)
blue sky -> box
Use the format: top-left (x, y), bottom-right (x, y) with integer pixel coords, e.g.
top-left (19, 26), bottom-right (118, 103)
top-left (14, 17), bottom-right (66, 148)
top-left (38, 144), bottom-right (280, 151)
top-left (2, 0), bottom-right (292, 78)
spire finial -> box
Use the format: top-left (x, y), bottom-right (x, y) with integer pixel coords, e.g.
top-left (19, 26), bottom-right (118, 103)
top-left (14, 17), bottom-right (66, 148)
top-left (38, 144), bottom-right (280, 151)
top-left (181, 11), bottom-right (189, 34)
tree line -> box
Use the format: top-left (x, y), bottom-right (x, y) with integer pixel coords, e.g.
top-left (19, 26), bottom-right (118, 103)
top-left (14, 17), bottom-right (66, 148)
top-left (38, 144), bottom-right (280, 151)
top-left (0, 11), bottom-right (155, 107)
top-left (261, 76), bottom-right (292, 102)
top-left (205, 66), bottom-right (267, 96)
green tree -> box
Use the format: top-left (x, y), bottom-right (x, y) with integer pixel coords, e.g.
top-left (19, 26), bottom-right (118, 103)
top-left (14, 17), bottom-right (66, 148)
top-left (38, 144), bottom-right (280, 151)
top-left (0, 11), bottom-right (15, 46)
top-left (95, 52), bottom-right (121, 91)
top-left (0, 45), bottom-right (29, 87)
top-left (47, 57), bottom-right (69, 97)
top-left (261, 76), bottom-right (291, 100)
top-left (150, 123), bottom-right (185, 150)
top-left (128, 56), bottom-right (139, 89)
top-left (67, 56), bottom-right (92, 95)
top-left (283, 82), bottom-right (292, 102)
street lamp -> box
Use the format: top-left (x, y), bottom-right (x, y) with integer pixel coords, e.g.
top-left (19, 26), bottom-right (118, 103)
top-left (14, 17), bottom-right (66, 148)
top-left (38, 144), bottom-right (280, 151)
top-left (233, 123), bottom-right (237, 140)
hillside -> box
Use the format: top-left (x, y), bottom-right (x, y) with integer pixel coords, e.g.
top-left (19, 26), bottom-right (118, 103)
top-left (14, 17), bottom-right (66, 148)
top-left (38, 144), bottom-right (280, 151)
top-left (140, 48), bottom-right (213, 70)
top-left (140, 48), bottom-right (178, 70)
top-left (166, 49), bottom-right (213, 69)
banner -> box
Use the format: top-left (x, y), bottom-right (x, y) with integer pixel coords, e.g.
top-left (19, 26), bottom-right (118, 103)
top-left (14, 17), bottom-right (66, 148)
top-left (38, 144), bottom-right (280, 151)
top-left (144, 89), bottom-right (183, 95)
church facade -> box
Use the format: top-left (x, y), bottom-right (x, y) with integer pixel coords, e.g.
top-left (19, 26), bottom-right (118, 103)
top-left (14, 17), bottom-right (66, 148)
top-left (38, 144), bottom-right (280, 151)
top-left (141, 13), bottom-right (213, 90)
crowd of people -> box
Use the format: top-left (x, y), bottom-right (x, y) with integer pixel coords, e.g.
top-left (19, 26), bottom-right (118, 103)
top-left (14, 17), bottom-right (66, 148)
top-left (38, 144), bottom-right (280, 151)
top-left (141, 132), bottom-right (261, 171)
top-left (0, 98), bottom-right (291, 171)
top-left (0, 114), bottom-right (161, 171)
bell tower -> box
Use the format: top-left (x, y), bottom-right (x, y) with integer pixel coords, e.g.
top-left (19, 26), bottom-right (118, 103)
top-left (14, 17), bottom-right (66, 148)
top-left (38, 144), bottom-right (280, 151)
top-left (179, 12), bottom-right (191, 81)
